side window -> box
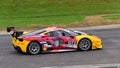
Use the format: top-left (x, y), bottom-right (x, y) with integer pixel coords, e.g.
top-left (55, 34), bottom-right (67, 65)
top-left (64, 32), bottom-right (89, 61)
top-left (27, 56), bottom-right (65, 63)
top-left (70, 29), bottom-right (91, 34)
top-left (46, 30), bottom-right (73, 37)
top-left (59, 30), bottom-right (72, 37)
top-left (47, 31), bottom-right (55, 37)
top-left (54, 31), bottom-right (62, 37)
top-left (46, 31), bottom-right (62, 37)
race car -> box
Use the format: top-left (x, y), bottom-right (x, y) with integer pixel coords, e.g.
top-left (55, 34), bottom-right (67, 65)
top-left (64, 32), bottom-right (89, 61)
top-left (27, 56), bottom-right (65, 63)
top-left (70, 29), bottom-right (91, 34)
top-left (7, 27), bottom-right (102, 55)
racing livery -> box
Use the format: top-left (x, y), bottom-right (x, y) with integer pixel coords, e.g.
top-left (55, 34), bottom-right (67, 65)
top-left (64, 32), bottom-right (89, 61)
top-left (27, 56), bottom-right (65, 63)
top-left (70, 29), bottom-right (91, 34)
top-left (7, 27), bottom-right (102, 55)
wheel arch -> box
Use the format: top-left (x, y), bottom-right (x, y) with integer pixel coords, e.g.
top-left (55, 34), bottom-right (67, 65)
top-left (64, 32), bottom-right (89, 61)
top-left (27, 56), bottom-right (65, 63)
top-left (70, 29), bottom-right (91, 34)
top-left (28, 40), bottom-right (41, 46)
top-left (27, 40), bottom-right (42, 54)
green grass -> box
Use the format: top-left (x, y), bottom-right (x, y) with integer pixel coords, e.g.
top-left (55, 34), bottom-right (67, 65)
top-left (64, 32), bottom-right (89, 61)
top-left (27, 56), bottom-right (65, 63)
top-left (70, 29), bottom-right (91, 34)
top-left (0, 0), bottom-right (120, 29)
top-left (0, 15), bottom-right (85, 28)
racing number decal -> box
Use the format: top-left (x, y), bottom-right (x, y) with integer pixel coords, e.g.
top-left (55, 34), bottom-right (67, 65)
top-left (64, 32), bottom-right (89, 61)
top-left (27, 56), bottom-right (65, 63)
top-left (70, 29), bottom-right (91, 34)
top-left (54, 40), bottom-right (60, 47)
top-left (54, 38), bottom-right (63, 47)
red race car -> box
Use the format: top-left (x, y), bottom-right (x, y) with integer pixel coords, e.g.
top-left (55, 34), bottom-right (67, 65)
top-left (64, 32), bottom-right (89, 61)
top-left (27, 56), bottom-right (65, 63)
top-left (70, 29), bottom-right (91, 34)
top-left (7, 27), bottom-right (102, 55)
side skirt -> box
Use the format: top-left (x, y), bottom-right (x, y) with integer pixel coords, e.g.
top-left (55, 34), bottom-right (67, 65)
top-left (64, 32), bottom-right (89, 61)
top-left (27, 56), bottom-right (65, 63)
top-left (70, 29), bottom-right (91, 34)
top-left (42, 48), bottom-right (77, 53)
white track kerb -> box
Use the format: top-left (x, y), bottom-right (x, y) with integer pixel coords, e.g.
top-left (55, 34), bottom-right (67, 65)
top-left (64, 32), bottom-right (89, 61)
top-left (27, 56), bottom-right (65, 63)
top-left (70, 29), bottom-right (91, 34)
top-left (42, 63), bottom-right (120, 68)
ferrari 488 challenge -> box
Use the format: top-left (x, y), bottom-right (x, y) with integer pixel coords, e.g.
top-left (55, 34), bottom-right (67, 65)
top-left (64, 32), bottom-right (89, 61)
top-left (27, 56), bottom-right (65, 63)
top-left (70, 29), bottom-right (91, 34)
top-left (7, 27), bottom-right (102, 55)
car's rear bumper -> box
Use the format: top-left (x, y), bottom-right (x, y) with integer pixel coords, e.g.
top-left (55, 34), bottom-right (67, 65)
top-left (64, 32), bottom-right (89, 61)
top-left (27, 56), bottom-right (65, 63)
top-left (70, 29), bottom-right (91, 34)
top-left (12, 38), bottom-right (30, 52)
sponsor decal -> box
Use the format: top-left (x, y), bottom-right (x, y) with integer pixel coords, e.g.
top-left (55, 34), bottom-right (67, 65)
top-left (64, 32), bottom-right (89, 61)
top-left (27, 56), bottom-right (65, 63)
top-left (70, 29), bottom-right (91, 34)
top-left (43, 46), bottom-right (47, 51)
top-left (40, 42), bottom-right (52, 48)
top-left (51, 49), bottom-right (76, 52)
top-left (66, 41), bottom-right (76, 48)
top-left (44, 44), bottom-right (52, 48)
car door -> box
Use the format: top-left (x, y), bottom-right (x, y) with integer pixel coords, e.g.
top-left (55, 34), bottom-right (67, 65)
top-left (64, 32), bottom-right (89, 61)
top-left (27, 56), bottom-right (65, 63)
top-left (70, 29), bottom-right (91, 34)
top-left (46, 30), bottom-right (76, 49)
top-left (45, 31), bottom-right (63, 49)
top-left (58, 30), bottom-right (76, 48)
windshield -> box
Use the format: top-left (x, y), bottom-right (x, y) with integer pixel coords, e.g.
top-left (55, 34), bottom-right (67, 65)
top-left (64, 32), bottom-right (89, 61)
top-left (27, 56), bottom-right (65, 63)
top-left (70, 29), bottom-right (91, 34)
top-left (64, 29), bottom-right (79, 36)
top-left (19, 29), bottom-right (46, 38)
top-left (27, 29), bottom-right (46, 35)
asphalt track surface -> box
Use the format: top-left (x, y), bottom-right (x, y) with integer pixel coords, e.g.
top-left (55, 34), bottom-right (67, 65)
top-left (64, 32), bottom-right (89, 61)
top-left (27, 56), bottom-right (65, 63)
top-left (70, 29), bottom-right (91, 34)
top-left (0, 28), bottom-right (120, 68)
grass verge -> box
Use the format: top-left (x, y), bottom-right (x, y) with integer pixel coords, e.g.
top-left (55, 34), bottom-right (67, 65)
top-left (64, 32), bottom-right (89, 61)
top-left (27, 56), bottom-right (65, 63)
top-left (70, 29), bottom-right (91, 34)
top-left (0, 0), bottom-right (120, 30)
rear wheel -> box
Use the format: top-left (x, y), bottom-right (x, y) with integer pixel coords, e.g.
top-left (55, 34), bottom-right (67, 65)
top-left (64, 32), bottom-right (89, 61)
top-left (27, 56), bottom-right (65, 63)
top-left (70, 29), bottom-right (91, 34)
top-left (27, 42), bottom-right (41, 55)
top-left (78, 38), bottom-right (92, 51)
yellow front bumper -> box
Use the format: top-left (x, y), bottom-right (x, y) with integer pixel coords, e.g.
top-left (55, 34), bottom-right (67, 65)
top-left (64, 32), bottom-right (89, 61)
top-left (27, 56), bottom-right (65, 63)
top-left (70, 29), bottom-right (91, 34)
top-left (92, 39), bottom-right (102, 49)
top-left (76, 35), bottom-right (102, 50)
top-left (12, 38), bottom-right (30, 52)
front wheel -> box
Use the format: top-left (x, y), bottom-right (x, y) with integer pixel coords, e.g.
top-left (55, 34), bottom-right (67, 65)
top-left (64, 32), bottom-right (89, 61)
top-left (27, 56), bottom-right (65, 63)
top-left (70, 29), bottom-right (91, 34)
top-left (78, 38), bottom-right (92, 51)
top-left (27, 42), bottom-right (41, 55)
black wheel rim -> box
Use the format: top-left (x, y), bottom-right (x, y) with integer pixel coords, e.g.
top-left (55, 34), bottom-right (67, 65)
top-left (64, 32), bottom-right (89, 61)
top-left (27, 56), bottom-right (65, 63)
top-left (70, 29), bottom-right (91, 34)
top-left (29, 43), bottom-right (40, 55)
top-left (79, 39), bottom-right (91, 51)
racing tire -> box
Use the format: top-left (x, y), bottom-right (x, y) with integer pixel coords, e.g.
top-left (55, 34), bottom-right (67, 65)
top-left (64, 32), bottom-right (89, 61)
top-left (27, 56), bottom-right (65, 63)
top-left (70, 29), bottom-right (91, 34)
top-left (78, 38), bottom-right (92, 51)
top-left (27, 42), bottom-right (41, 55)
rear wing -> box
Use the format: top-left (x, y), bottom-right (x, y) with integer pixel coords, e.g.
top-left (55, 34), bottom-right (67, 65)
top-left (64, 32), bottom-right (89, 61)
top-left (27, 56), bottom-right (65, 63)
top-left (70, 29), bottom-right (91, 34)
top-left (7, 27), bottom-right (16, 32)
top-left (7, 27), bottom-right (23, 38)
